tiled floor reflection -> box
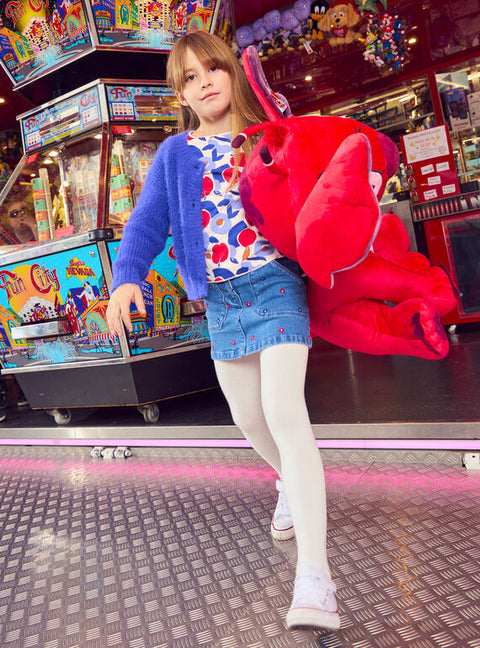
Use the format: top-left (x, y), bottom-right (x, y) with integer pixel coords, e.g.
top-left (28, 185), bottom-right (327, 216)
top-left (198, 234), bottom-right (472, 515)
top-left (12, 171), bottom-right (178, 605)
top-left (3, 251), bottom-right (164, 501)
top-left (1, 446), bottom-right (480, 648)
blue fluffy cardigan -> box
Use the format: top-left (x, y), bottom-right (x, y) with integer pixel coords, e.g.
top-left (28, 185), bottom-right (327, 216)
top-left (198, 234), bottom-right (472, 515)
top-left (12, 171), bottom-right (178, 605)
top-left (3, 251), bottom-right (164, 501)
top-left (111, 132), bottom-right (210, 300)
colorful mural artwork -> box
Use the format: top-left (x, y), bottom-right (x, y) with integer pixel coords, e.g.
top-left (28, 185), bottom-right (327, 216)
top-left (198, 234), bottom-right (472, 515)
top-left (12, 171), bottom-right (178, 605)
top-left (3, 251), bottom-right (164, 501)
top-left (0, 238), bottom-right (208, 369)
top-left (0, 0), bottom-right (91, 83)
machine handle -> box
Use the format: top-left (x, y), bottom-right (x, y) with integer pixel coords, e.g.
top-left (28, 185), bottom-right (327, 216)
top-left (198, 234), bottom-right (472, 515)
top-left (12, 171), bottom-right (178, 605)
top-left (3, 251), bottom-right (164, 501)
top-left (181, 299), bottom-right (206, 317)
top-left (11, 318), bottom-right (72, 340)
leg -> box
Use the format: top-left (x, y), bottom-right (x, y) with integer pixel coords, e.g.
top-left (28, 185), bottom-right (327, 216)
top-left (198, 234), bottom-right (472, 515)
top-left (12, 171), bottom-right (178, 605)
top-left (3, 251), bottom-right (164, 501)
top-left (260, 344), bottom-right (329, 573)
top-left (260, 344), bottom-right (339, 630)
top-left (214, 354), bottom-right (282, 475)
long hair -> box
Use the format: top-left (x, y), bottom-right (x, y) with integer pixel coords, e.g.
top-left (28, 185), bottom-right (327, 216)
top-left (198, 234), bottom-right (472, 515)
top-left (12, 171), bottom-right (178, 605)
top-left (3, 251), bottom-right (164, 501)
top-left (166, 31), bottom-right (267, 163)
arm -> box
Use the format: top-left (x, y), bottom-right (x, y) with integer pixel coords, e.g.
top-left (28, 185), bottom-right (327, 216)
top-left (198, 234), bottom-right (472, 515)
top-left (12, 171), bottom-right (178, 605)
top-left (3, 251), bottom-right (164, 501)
top-left (111, 144), bottom-right (171, 290)
top-left (107, 142), bottom-right (171, 335)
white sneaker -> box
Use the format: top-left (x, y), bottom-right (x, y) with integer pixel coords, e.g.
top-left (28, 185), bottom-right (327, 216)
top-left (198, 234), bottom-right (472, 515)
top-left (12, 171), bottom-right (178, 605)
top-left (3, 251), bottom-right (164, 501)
top-left (286, 562), bottom-right (340, 630)
top-left (271, 479), bottom-right (295, 541)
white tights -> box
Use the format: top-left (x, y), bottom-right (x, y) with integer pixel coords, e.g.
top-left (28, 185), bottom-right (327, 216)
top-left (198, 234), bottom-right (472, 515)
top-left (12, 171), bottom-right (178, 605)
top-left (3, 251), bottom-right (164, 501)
top-left (214, 343), bottom-right (330, 576)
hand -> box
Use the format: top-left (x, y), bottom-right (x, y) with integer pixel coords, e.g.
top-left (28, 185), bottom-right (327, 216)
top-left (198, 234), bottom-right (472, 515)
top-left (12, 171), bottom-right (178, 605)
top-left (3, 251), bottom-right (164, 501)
top-left (106, 283), bottom-right (146, 337)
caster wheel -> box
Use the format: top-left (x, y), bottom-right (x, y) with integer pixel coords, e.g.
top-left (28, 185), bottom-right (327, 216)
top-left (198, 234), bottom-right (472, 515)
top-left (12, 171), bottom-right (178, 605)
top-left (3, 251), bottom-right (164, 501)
top-left (0, 378), bottom-right (8, 410)
top-left (138, 403), bottom-right (160, 423)
top-left (48, 408), bottom-right (72, 425)
top-left (447, 325), bottom-right (456, 334)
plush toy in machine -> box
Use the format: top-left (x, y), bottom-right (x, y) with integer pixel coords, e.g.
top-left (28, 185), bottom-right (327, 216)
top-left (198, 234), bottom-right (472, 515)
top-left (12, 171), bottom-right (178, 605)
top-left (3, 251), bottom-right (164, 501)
top-left (316, 0), bottom-right (362, 46)
top-left (235, 25), bottom-right (255, 54)
top-left (234, 46), bottom-right (457, 360)
top-left (280, 6), bottom-right (301, 50)
top-left (361, 13), bottom-right (408, 71)
top-left (353, 0), bottom-right (387, 13)
top-left (252, 18), bottom-right (270, 60)
top-left (263, 9), bottom-right (284, 56)
top-left (294, 0), bottom-right (314, 43)
top-left (310, 0), bottom-right (330, 39)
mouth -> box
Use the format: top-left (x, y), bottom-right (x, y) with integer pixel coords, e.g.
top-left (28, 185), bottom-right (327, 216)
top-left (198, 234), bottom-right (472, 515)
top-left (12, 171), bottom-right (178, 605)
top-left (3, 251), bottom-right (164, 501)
top-left (202, 92), bottom-right (219, 101)
top-left (17, 223), bottom-right (37, 242)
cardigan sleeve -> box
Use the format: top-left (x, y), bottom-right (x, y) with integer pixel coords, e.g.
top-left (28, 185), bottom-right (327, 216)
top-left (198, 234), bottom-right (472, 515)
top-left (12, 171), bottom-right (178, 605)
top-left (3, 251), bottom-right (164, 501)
top-left (111, 142), bottom-right (171, 292)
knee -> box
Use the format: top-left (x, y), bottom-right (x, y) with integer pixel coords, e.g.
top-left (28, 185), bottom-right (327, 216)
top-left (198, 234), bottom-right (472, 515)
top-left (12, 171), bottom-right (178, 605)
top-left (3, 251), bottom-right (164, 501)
top-left (229, 406), bottom-right (264, 435)
top-left (262, 400), bottom-right (311, 441)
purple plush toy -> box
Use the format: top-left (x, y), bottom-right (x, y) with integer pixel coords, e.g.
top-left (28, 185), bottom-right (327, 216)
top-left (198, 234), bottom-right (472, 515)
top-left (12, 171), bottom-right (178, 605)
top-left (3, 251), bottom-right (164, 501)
top-left (281, 7), bottom-right (301, 50)
top-left (263, 9), bottom-right (283, 56)
top-left (235, 25), bottom-right (255, 54)
top-left (294, 0), bottom-right (314, 42)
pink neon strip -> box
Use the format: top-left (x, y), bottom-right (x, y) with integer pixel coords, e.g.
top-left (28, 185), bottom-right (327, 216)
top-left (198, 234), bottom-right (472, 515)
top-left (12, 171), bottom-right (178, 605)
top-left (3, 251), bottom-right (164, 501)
top-left (0, 438), bottom-right (479, 450)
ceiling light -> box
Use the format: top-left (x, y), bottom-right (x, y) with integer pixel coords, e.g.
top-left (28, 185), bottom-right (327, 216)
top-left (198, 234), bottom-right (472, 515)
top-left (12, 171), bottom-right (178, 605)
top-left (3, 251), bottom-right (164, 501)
top-left (407, 37), bottom-right (417, 44)
top-left (49, 150), bottom-right (59, 157)
top-left (0, 98), bottom-right (5, 104)
top-left (305, 75), bottom-right (313, 82)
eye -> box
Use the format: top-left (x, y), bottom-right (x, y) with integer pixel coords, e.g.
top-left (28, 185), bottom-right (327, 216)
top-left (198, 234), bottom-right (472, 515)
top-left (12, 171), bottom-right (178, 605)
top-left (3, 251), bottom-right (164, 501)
top-left (185, 73), bottom-right (195, 82)
top-left (369, 171), bottom-right (382, 196)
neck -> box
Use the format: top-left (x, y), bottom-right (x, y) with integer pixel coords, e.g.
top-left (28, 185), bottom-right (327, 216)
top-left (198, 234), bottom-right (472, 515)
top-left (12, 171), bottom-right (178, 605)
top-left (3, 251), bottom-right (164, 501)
top-left (193, 114), bottom-right (232, 138)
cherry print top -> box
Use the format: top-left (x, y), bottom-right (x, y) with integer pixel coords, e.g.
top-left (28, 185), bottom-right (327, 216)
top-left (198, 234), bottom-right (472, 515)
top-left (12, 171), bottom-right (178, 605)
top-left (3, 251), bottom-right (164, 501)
top-left (187, 132), bottom-right (281, 282)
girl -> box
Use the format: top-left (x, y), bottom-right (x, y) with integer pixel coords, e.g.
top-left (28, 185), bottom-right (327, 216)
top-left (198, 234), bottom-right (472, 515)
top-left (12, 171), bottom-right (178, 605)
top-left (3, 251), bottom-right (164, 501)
top-left (106, 30), bottom-right (339, 632)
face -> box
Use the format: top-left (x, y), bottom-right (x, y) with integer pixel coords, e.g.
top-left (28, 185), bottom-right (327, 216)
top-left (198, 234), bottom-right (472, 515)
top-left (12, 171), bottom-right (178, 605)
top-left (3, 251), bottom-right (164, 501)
top-left (177, 48), bottom-right (232, 135)
top-left (7, 200), bottom-right (38, 243)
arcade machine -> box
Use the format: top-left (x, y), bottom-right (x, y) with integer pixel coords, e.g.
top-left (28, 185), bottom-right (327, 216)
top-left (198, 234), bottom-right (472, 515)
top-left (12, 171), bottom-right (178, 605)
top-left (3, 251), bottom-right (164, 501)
top-left (0, 0), bottom-right (235, 424)
top-left (401, 125), bottom-right (480, 328)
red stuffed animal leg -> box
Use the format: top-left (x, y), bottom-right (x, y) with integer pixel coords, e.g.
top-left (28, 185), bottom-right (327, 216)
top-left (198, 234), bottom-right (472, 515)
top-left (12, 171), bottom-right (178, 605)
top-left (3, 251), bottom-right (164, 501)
top-left (309, 295), bottom-right (449, 359)
top-left (315, 252), bottom-right (457, 317)
top-left (296, 133), bottom-right (381, 289)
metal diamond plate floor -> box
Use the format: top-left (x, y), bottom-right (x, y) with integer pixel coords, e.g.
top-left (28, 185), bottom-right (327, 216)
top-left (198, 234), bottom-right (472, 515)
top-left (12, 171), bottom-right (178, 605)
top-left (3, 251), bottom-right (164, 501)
top-left (1, 446), bottom-right (480, 648)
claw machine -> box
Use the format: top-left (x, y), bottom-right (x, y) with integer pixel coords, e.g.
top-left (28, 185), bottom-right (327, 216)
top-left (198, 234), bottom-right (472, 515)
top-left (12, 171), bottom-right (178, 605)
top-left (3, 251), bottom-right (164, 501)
top-left (0, 79), bottom-right (218, 424)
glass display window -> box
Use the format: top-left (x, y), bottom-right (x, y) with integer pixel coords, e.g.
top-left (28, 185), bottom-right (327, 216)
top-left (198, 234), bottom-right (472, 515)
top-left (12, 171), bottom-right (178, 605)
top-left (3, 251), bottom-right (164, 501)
top-left (444, 214), bottom-right (480, 315)
top-left (435, 59), bottom-right (480, 186)
top-left (107, 127), bottom-right (171, 228)
top-left (0, 132), bottom-right (103, 247)
top-left (0, 120), bottom-right (176, 249)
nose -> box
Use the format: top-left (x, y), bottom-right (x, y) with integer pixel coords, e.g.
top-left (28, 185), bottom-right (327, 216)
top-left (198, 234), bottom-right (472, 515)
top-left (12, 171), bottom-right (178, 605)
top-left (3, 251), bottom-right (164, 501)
top-left (200, 73), bottom-right (212, 88)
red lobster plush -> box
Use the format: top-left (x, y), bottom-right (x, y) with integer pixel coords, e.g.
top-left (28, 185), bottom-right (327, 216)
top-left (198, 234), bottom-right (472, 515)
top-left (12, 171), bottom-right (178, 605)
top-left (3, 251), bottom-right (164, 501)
top-left (233, 46), bottom-right (457, 359)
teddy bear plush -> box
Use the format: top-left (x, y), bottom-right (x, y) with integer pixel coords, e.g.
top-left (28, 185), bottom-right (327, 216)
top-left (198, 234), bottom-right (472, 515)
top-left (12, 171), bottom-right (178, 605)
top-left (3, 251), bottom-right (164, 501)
top-left (233, 46), bottom-right (457, 360)
top-left (316, 0), bottom-right (362, 46)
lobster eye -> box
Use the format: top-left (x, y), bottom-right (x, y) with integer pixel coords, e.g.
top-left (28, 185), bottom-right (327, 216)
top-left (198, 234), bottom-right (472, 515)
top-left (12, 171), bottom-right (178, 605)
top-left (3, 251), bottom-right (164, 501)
top-left (260, 145), bottom-right (274, 166)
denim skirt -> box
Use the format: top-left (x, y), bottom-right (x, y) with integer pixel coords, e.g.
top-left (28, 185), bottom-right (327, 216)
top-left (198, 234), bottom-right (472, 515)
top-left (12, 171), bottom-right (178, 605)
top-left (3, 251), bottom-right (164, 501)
top-left (205, 258), bottom-right (312, 361)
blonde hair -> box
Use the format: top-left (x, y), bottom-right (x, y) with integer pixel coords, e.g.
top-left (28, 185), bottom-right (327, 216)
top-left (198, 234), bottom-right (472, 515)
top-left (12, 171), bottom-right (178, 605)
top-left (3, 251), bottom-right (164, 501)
top-left (166, 31), bottom-right (267, 162)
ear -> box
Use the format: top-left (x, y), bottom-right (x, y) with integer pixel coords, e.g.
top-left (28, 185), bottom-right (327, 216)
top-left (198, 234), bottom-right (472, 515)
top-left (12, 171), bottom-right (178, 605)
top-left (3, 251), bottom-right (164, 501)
top-left (317, 11), bottom-right (332, 30)
top-left (176, 91), bottom-right (188, 107)
top-left (347, 6), bottom-right (360, 26)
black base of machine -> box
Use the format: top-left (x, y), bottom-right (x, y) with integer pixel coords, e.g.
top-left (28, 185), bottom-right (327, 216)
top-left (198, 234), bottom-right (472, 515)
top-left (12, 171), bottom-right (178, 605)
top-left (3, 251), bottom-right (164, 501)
top-left (15, 346), bottom-right (218, 410)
